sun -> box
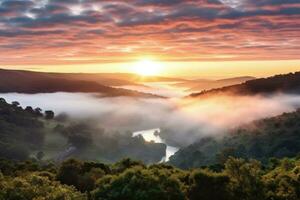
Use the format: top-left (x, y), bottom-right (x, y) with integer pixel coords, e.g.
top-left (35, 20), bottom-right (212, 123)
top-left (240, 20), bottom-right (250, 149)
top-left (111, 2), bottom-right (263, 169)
top-left (132, 59), bottom-right (162, 76)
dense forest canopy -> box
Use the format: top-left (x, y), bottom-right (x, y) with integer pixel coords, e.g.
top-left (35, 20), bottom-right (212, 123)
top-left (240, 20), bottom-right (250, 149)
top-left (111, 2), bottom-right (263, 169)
top-left (190, 72), bottom-right (300, 97)
top-left (169, 109), bottom-right (300, 169)
top-left (0, 157), bottom-right (299, 200)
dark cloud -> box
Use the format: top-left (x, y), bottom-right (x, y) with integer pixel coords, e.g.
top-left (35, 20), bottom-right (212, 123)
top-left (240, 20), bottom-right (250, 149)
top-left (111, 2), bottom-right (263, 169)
top-left (136, 0), bottom-right (221, 6)
top-left (136, 0), bottom-right (184, 6)
top-left (0, 29), bottom-right (65, 37)
top-left (1, 0), bottom-right (34, 9)
top-left (221, 7), bottom-right (300, 19)
top-left (253, 0), bottom-right (300, 6)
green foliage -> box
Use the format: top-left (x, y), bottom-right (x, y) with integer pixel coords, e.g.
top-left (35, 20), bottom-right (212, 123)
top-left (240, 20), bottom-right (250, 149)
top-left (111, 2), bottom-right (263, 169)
top-left (54, 123), bottom-right (166, 163)
top-left (0, 99), bottom-right (45, 160)
top-left (112, 158), bottom-right (145, 174)
top-left (0, 97), bottom-right (165, 163)
top-left (57, 159), bottom-right (110, 192)
top-left (188, 169), bottom-right (231, 200)
top-left (225, 157), bottom-right (265, 200)
top-left (262, 159), bottom-right (300, 200)
top-left (92, 167), bottom-right (185, 200)
top-left (0, 173), bottom-right (87, 200)
top-left (57, 159), bottom-right (83, 188)
top-left (1, 157), bottom-right (300, 200)
top-left (1, 96), bottom-right (300, 199)
top-left (191, 72), bottom-right (300, 97)
top-left (170, 109), bottom-right (300, 168)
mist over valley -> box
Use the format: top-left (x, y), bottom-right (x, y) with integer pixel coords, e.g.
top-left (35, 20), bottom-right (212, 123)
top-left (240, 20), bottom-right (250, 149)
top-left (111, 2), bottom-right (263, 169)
top-left (1, 71), bottom-right (300, 163)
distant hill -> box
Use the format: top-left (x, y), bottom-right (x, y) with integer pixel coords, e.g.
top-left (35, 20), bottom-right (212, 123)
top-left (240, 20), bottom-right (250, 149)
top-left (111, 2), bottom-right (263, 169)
top-left (34, 72), bottom-right (185, 86)
top-left (0, 69), bottom-right (162, 97)
top-left (0, 69), bottom-right (185, 86)
top-left (168, 108), bottom-right (300, 169)
top-left (175, 76), bottom-right (255, 92)
top-left (82, 72), bottom-right (186, 83)
top-left (189, 72), bottom-right (300, 97)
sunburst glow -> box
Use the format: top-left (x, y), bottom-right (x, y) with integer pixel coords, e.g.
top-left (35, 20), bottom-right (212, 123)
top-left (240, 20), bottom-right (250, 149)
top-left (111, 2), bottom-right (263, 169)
top-left (132, 59), bottom-right (163, 76)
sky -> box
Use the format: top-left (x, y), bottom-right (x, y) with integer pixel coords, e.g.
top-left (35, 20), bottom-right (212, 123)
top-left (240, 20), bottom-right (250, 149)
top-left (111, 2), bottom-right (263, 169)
top-left (0, 0), bottom-right (299, 77)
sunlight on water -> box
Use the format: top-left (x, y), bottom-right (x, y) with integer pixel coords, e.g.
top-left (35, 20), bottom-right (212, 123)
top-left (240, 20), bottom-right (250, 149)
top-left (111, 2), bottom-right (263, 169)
top-left (132, 128), bottom-right (162, 143)
top-left (132, 128), bottom-right (179, 162)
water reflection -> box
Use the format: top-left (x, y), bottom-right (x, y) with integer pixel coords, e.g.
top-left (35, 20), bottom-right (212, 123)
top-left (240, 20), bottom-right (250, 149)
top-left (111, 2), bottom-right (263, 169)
top-left (133, 128), bottom-right (179, 162)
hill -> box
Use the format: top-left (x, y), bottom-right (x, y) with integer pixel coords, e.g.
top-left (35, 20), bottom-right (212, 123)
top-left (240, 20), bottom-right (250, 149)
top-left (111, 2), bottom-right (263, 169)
top-left (189, 72), bottom-right (300, 97)
top-left (168, 108), bottom-right (300, 169)
top-left (175, 76), bottom-right (255, 92)
top-left (0, 68), bottom-right (184, 86)
top-left (0, 69), bottom-right (162, 97)
top-left (0, 98), bottom-right (165, 163)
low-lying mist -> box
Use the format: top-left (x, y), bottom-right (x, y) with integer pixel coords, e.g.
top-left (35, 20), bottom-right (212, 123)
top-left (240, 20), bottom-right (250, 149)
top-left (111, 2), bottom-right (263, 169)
top-left (116, 82), bottom-right (189, 98)
top-left (1, 92), bottom-right (300, 147)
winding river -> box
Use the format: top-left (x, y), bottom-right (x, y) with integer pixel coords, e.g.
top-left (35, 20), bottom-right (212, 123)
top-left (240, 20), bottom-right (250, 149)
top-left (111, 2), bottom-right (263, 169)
top-left (132, 128), bottom-right (179, 162)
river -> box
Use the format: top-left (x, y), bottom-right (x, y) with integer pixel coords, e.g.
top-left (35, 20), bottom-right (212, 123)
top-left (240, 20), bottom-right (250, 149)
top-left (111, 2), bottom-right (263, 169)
top-left (132, 128), bottom-right (179, 162)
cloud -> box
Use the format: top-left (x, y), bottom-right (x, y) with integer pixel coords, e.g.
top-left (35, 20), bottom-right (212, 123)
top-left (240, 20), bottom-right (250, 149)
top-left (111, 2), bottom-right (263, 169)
top-left (254, 0), bottom-right (300, 6)
top-left (0, 0), bottom-right (299, 64)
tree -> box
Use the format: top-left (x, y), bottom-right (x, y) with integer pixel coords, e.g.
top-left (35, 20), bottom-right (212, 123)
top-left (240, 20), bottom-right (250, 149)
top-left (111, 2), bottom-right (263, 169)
top-left (0, 173), bottom-right (87, 200)
top-left (45, 110), bottom-right (55, 119)
top-left (34, 107), bottom-right (43, 117)
top-left (11, 101), bottom-right (20, 107)
top-left (61, 123), bottom-right (93, 149)
top-left (217, 147), bottom-right (239, 164)
top-left (263, 159), bottom-right (300, 200)
top-left (225, 157), bottom-right (265, 200)
top-left (188, 169), bottom-right (231, 200)
top-left (113, 158), bottom-right (145, 173)
top-left (25, 106), bottom-right (34, 114)
top-left (56, 159), bottom-right (83, 187)
top-left (92, 168), bottom-right (185, 200)
top-left (0, 97), bottom-right (6, 103)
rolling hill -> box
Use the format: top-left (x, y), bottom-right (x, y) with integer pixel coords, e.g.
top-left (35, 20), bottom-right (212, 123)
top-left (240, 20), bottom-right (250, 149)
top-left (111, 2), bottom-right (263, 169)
top-left (0, 69), bottom-right (185, 86)
top-left (0, 69), bottom-right (162, 97)
top-left (0, 97), bottom-right (166, 163)
top-left (189, 72), bottom-right (300, 98)
top-left (175, 76), bottom-right (255, 92)
top-left (168, 108), bottom-right (300, 169)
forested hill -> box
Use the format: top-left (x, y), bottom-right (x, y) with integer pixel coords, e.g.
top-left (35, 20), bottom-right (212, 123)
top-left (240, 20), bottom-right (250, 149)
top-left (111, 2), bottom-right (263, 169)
top-left (0, 69), bottom-right (161, 98)
top-left (0, 97), bottom-right (165, 163)
top-left (169, 108), bottom-right (300, 169)
top-left (0, 98), bottom-right (45, 160)
top-left (190, 72), bottom-right (300, 97)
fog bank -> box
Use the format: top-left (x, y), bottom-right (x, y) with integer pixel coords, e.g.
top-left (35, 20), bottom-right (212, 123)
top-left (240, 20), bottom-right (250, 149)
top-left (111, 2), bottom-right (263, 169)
top-left (1, 92), bottom-right (300, 146)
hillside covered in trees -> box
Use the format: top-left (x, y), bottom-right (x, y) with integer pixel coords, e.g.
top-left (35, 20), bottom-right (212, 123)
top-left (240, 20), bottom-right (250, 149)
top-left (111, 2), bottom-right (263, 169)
top-left (169, 109), bottom-right (300, 169)
top-left (190, 72), bottom-right (300, 97)
top-left (1, 97), bottom-right (299, 200)
top-left (0, 98), bottom-right (165, 163)
top-left (0, 156), bottom-right (299, 200)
